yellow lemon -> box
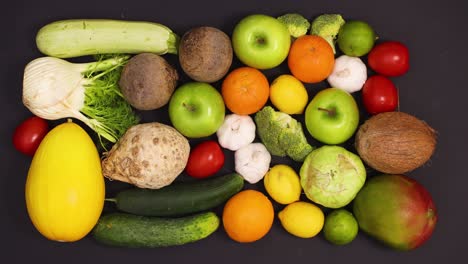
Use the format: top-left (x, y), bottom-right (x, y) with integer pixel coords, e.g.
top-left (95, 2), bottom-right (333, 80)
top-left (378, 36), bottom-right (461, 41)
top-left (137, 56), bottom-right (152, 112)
top-left (278, 201), bottom-right (324, 238)
top-left (270, 74), bottom-right (308, 114)
top-left (264, 165), bottom-right (301, 204)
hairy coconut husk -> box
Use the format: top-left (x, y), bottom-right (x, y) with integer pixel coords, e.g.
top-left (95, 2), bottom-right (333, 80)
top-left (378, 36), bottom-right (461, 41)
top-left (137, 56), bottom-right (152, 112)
top-left (355, 112), bottom-right (436, 174)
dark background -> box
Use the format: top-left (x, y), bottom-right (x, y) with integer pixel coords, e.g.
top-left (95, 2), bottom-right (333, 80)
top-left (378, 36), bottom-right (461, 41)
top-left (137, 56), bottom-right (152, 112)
top-left (1, 0), bottom-right (466, 263)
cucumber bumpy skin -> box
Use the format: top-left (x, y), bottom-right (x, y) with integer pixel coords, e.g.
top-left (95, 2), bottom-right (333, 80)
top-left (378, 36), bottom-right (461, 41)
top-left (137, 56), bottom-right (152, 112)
top-left (92, 212), bottom-right (220, 248)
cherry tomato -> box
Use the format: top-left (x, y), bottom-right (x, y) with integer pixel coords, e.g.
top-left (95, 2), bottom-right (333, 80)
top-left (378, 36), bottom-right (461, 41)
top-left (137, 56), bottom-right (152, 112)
top-left (362, 75), bottom-right (398, 114)
top-left (186, 140), bottom-right (225, 179)
top-left (368, 41), bottom-right (409, 77)
top-left (13, 116), bottom-right (49, 156)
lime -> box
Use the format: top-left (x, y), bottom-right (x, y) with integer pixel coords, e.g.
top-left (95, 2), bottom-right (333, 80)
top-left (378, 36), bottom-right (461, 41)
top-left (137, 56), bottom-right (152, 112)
top-left (264, 164), bottom-right (301, 204)
top-left (269, 74), bottom-right (308, 114)
top-left (337, 20), bottom-right (376, 57)
top-left (323, 209), bottom-right (359, 245)
top-left (278, 201), bottom-right (324, 238)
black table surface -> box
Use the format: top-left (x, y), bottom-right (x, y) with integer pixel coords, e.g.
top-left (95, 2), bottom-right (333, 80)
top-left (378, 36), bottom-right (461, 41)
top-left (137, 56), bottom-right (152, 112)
top-left (1, 0), bottom-right (466, 263)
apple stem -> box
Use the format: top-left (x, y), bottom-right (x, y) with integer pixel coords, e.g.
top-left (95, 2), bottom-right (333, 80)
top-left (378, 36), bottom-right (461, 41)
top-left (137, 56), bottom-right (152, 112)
top-left (318, 107), bottom-right (336, 117)
top-left (256, 37), bottom-right (266, 45)
top-left (183, 102), bottom-right (195, 112)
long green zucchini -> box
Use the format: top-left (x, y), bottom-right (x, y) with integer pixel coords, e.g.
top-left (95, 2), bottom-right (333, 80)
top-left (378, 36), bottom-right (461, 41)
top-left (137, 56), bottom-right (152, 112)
top-left (109, 173), bottom-right (244, 217)
top-left (92, 212), bottom-right (219, 248)
top-left (36, 19), bottom-right (179, 58)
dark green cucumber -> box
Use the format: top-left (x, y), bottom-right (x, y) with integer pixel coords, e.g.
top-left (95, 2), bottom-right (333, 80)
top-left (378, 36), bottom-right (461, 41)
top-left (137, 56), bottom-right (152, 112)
top-left (112, 173), bottom-right (244, 216)
top-left (93, 212), bottom-right (219, 248)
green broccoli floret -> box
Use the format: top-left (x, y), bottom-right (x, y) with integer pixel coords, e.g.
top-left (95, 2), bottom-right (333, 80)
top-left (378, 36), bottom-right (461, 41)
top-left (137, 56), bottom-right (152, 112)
top-left (254, 106), bottom-right (287, 156)
top-left (310, 14), bottom-right (345, 54)
top-left (287, 143), bottom-right (314, 162)
top-left (255, 106), bottom-right (314, 162)
top-left (278, 122), bottom-right (314, 162)
top-left (277, 13), bottom-right (311, 38)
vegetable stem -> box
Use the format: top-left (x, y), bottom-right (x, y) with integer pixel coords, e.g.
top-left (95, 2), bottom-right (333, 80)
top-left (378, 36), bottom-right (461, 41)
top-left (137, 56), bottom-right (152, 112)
top-left (105, 198), bottom-right (117, 203)
top-left (167, 33), bottom-right (180, 54)
top-left (80, 54), bottom-right (140, 145)
top-left (82, 55), bottom-right (130, 74)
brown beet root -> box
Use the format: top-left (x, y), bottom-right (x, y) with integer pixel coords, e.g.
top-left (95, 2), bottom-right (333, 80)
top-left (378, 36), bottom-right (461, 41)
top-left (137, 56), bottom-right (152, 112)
top-left (355, 112), bottom-right (436, 174)
top-left (178, 27), bottom-right (233, 83)
top-left (119, 53), bottom-right (178, 111)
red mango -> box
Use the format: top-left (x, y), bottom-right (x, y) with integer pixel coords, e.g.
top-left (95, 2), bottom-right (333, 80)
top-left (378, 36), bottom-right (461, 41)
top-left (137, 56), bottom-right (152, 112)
top-left (353, 174), bottom-right (437, 250)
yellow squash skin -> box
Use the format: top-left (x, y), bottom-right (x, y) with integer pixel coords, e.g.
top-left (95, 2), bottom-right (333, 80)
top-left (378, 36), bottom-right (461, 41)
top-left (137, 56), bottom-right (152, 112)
top-left (25, 121), bottom-right (105, 242)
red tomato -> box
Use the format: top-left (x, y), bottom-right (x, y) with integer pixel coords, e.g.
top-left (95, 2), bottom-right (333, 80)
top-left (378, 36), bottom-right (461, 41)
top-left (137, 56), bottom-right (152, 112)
top-left (13, 116), bottom-right (49, 156)
top-left (186, 140), bottom-right (225, 179)
top-left (368, 41), bottom-right (409, 77)
top-left (362, 75), bottom-right (398, 114)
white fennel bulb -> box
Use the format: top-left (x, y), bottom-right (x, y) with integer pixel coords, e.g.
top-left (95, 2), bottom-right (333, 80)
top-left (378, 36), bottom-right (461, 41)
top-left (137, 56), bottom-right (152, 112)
top-left (22, 55), bottom-right (139, 144)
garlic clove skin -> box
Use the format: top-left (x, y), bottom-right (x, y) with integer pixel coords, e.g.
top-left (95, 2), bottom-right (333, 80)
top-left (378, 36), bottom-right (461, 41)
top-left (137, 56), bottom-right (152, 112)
top-left (216, 114), bottom-right (256, 151)
top-left (234, 143), bottom-right (271, 184)
top-left (327, 55), bottom-right (367, 93)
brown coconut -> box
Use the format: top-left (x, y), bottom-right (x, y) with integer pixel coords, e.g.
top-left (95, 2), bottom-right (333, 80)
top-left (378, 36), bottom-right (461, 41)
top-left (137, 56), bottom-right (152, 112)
top-left (355, 112), bottom-right (436, 174)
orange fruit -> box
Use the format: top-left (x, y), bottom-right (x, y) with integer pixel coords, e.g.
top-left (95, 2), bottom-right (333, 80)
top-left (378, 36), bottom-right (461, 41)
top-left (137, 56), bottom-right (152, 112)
top-left (221, 67), bottom-right (270, 115)
top-left (288, 35), bottom-right (335, 83)
top-left (222, 189), bottom-right (274, 243)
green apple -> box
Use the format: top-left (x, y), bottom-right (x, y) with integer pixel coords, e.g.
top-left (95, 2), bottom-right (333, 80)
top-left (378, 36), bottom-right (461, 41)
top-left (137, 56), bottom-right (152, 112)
top-left (232, 14), bottom-right (291, 69)
top-left (305, 88), bottom-right (359, 144)
top-left (169, 82), bottom-right (225, 138)
top-left (300, 145), bottom-right (366, 209)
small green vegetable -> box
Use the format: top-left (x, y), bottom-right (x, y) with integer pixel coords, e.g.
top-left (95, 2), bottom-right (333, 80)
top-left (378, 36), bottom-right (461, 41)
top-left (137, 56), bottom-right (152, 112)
top-left (22, 55), bottom-right (139, 145)
top-left (254, 106), bottom-right (314, 162)
top-left (93, 212), bottom-right (220, 248)
top-left (277, 13), bottom-right (310, 38)
top-left (310, 14), bottom-right (345, 53)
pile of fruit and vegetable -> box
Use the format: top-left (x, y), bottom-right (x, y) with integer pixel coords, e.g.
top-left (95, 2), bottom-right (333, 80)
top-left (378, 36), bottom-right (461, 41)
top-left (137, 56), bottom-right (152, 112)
top-left (15, 12), bottom-right (438, 251)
